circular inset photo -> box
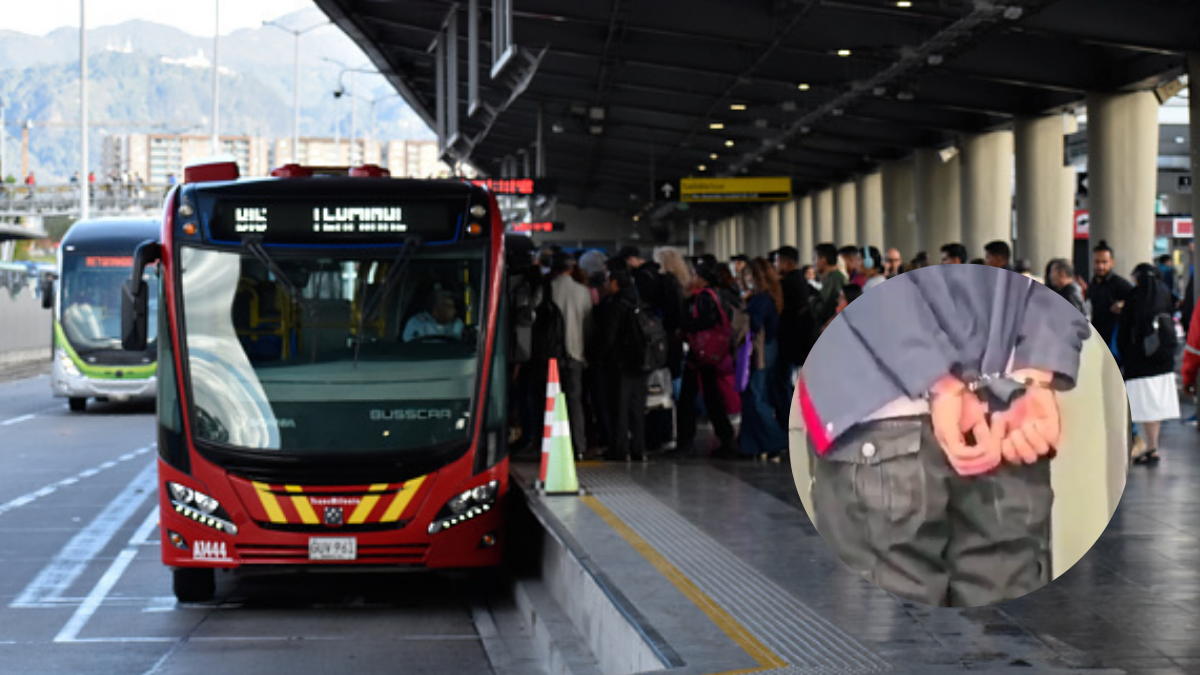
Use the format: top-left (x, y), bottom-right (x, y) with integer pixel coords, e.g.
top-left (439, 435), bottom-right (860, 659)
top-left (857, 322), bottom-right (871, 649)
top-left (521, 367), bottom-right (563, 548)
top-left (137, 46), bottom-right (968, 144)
top-left (788, 263), bottom-right (1134, 608)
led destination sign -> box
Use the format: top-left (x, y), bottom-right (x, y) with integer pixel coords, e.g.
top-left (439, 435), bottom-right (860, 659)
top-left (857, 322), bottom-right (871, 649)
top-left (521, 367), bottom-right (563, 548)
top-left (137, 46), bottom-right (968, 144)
top-left (209, 200), bottom-right (460, 244)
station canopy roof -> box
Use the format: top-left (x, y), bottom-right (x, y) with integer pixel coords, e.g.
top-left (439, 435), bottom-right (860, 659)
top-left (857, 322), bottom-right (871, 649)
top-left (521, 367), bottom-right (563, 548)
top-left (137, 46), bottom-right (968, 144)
top-left (314, 0), bottom-right (1200, 234)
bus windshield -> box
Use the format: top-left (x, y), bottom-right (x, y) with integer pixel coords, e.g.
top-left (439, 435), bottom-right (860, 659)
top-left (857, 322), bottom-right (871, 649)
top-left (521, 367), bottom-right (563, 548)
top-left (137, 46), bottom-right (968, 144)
top-left (61, 254), bottom-right (158, 354)
top-left (178, 243), bottom-right (487, 457)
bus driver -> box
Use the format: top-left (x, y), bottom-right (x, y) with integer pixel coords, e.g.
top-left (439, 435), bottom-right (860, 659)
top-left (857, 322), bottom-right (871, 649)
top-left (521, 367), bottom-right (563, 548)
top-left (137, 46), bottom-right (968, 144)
top-left (403, 290), bottom-right (465, 342)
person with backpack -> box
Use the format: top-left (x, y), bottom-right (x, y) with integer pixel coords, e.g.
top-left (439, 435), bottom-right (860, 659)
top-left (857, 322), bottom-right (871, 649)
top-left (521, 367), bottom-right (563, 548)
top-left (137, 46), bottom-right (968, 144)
top-left (738, 258), bottom-right (789, 459)
top-left (533, 251), bottom-right (593, 460)
top-left (678, 264), bottom-right (739, 458)
top-left (596, 267), bottom-right (661, 461)
top-left (1121, 263), bottom-right (1181, 464)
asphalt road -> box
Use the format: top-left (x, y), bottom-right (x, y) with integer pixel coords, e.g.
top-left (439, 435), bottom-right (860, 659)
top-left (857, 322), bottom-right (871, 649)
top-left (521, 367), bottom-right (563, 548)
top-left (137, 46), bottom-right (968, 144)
top-left (0, 373), bottom-right (502, 675)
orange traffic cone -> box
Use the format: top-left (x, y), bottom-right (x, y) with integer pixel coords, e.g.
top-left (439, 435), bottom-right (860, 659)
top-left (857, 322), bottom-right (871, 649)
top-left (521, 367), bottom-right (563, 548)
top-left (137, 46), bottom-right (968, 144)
top-left (538, 359), bottom-right (579, 495)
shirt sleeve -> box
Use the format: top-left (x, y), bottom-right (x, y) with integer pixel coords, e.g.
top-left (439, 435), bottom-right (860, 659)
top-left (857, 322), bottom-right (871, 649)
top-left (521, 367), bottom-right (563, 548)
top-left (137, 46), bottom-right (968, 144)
top-left (1011, 281), bottom-right (1091, 390)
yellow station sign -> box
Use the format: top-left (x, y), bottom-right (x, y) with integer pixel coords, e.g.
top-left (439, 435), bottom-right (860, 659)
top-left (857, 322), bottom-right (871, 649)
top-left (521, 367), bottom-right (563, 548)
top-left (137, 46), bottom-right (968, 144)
top-left (680, 177), bottom-right (792, 202)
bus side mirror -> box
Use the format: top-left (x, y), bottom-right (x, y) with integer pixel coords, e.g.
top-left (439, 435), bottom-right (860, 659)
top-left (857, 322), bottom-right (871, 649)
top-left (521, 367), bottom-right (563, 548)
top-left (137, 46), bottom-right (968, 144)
top-left (121, 278), bottom-right (149, 351)
top-left (40, 275), bottom-right (54, 310)
top-left (121, 240), bottom-right (161, 351)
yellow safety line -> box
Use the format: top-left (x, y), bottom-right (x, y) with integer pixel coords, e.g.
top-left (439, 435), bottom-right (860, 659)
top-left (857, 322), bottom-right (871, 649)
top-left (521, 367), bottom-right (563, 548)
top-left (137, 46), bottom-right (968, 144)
top-left (579, 495), bottom-right (787, 674)
top-left (349, 483), bottom-right (390, 524)
top-left (285, 485), bottom-right (319, 524)
top-left (381, 476), bottom-right (426, 521)
top-left (252, 481), bottom-right (286, 523)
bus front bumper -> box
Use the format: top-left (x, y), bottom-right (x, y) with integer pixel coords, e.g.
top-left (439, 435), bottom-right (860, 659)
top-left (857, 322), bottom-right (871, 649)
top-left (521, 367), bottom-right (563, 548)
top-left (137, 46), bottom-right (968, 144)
top-left (51, 362), bottom-right (156, 401)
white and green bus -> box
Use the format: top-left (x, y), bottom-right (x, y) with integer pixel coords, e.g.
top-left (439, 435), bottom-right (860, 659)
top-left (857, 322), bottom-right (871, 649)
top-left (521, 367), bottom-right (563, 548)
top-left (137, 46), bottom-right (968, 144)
top-left (48, 217), bottom-right (159, 411)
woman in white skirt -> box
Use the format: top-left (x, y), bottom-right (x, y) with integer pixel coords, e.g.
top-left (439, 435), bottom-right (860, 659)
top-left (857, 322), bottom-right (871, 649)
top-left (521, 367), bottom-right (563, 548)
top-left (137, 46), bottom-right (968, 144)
top-left (1119, 263), bottom-right (1181, 464)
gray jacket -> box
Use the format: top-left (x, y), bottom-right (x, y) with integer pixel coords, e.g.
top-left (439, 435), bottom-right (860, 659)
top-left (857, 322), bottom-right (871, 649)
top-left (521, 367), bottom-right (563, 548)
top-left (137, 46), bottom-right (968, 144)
top-left (798, 265), bottom-right (1091, 453)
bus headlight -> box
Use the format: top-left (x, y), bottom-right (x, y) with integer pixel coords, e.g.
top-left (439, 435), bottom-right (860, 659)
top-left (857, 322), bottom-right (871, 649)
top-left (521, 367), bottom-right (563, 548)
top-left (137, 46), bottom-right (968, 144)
top-left (428, 480), bottom-right (499, 535)
top-left (56, 349), bottom-right (81, 377)
top-left (166, 481), bottom-right (238, 535)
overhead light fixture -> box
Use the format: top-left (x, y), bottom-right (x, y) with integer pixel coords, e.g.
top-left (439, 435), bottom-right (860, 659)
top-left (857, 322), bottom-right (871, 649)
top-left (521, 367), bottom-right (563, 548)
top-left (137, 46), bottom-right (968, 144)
top-left (709, 122), bottom-right (724, 130)
top-left (927, 54), bottom-right (943, 65)
top-left (698, 164), bottom-right (707, 171)
top-left (1176, 136), bottom-right (1186, 144)
top-left (633, 214), bottom-right (640, 222)
top-left (1003, 6), bottom-right (1023, 20)
top-left (798, 83), bottom-right (810, 91)
top-left (873, 86), bottom-right (887, 96)
top-left (938, 145), bottom-right (959, 162)
top-left (589, 106), bottom-right (605, 120)
top-left (551, 122), bottom-right (564, 133)
top-left (710, 153), bottom-right (718, 159)
top-left (725, 140), bottom-right (734, 147)
top-left (781, 101), bottom-right (797, 112)
top-left (837, 49), bottom-right (852, 57)
top-left (896, 1), bottom-right (912, 7)
top-left (730, 103), bottom-right (746, 111)
top-left (589, 125), bottom-right (603, 135)
top-left (896, 90), bottom-right (915, 101)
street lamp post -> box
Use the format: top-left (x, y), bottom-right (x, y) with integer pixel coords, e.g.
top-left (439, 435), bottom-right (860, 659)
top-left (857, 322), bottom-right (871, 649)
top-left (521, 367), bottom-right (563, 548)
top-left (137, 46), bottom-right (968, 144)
top-left (324, 58), bottom-right (379, 166)
top-left (263, 18), bottom-right (329, 164)
top-left (211, 0), bottom-right (220, 155)
top-left (80, 0), bottom-right (89, 218)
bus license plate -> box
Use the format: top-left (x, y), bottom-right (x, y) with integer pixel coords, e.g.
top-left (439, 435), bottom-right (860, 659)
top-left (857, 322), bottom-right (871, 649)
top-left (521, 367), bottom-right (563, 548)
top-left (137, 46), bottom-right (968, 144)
top-left (309, 537), bottom-right (356, 561)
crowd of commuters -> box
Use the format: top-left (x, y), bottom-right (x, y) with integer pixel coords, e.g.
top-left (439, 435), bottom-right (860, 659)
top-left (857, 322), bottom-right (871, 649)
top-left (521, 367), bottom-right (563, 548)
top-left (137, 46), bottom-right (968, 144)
top-left (506, 234), bottom-right (1197, 466)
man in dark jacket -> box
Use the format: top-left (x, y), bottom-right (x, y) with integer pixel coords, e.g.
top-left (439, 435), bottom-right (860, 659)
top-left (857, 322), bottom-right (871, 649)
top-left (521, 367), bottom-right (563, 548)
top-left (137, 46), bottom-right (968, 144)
top-left (798, 265), bottom-right (1090, 607)
top-left (774, 245), bottom-right (816, 418)
top-left (597, 268), bottom-right (648, 462)
top-left (1088, 240), bottom-right (1133, 353)
top-left (619, 246), bottom-right (661, 311)
top-left (1047, 259), bottom-right (1085, 314)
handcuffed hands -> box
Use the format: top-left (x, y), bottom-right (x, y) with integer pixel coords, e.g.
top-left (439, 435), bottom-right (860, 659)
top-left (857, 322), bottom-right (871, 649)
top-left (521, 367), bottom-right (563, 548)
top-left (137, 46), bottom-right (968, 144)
top-left (929, 369), bottom-right (1060, 476)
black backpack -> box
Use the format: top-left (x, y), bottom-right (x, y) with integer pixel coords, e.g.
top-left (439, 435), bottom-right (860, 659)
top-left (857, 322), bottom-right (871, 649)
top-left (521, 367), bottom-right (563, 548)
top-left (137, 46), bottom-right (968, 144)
top-left (626, 303), bottom-right (669, 373)
top-left (531, 282), bottom-right (566, 362)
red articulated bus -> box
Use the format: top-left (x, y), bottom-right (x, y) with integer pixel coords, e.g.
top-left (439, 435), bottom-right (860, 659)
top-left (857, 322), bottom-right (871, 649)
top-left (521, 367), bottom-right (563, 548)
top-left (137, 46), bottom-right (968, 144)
top-left (121, 161), bottom-right (509, 601)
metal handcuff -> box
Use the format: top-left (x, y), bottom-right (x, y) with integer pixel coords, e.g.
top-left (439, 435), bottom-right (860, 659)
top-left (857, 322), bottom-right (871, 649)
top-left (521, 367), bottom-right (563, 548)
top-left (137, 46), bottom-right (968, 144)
top-left (935, 366), bottom-right (1057, 456)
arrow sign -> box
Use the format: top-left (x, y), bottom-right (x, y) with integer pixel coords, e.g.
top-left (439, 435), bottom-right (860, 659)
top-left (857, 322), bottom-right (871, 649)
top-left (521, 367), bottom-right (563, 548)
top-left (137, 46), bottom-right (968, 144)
top-left (656, 180), bottom-right (680, 201)
top-left (660, 182), bottom-right (675, 199)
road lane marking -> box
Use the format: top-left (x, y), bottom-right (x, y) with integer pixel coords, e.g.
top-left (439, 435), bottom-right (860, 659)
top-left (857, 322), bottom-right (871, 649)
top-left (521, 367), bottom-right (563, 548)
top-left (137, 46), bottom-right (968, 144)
top-left (0, 446), bottom-right (153, 520)
top-left (0, 414), bottom-right (35, 426)
top-left (53, 507), bottom-right (159, 643)
top-left (10, 458), bottom-right (155, 608)
top-left (53, 548), bottom-right (139, 643)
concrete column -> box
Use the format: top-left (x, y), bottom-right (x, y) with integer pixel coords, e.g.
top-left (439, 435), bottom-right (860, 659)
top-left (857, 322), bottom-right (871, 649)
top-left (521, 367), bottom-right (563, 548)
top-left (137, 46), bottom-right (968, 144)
top-left (915, 147), bottom-right (962, 256)
top-left (734, 214), bottom-right (746, 256)
top-left (856, 171), bottom-right (884, 251)
top-left (833, 181), bottom-right (857, 246)
top-left (960, 130), bottom-right (1014, 261)
top-left (797, 195), bottom-right (815, 266)
top-left (814, 187), bottom-right (834, 245)
top-left (1015, 115), bottom-right (1073, 274)
top-left (767, 204), bottom-right (782, 253)
top-left (781, 199), bottom-right (798, 248)
top-left (1087, 91), bottom-right (1158, 276)
top-left (1192, 56), bottom-right (1200, 306)
top-left (882, 158), bottom-right (918, 260)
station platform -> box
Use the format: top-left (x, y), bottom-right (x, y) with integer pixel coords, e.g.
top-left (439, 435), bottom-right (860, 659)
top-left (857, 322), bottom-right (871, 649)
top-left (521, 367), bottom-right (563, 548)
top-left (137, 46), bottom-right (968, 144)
top-left (510, 399), bottom-right (1198, 675)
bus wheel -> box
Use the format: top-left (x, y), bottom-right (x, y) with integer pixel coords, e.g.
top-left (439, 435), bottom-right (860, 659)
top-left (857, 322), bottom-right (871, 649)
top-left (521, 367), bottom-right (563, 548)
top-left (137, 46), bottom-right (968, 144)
top-left (68, 398), bottom-right (87, 412)
top-left (173, 568), bottom-right (215, 603)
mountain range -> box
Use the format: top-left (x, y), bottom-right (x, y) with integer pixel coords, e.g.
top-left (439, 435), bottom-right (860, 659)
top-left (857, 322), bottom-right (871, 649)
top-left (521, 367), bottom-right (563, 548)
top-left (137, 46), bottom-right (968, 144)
top-left (0, 8), bottom-right (434, 182)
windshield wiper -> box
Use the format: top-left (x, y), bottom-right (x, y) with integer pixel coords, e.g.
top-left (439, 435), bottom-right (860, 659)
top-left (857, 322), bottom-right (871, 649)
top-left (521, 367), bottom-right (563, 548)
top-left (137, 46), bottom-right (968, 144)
top-left (242, 236), bottom-right (313, 319)
top-left (353, 236), bottom-right (423, 366)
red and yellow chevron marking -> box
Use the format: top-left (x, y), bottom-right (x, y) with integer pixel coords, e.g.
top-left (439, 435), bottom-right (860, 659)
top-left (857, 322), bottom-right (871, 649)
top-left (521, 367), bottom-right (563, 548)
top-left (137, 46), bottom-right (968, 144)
top-left (249, 477), bottom-right (427, 525)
